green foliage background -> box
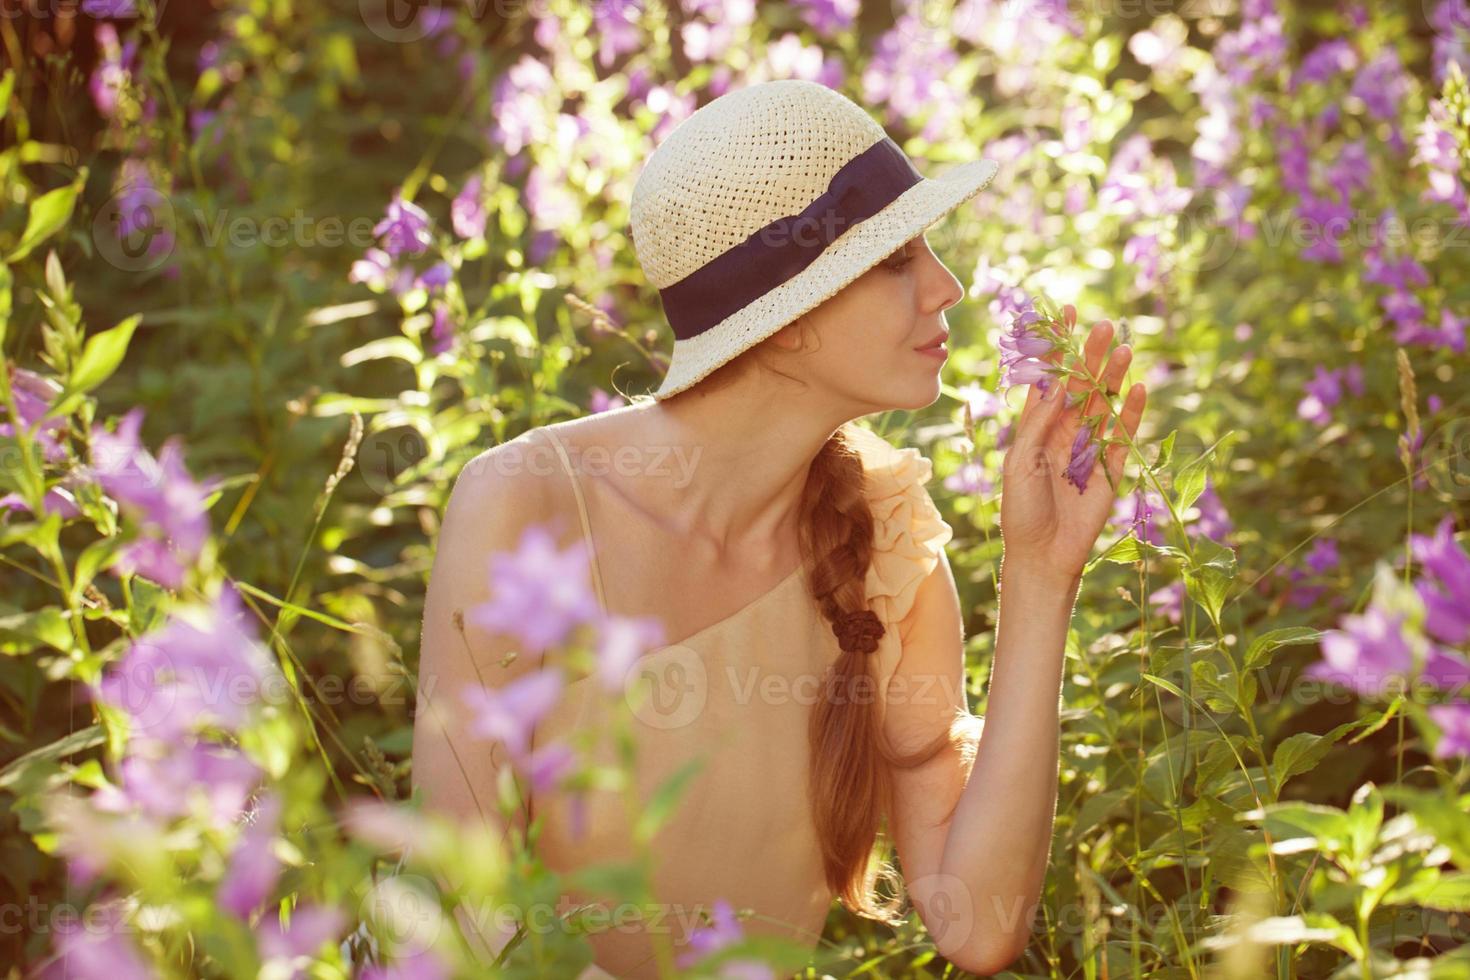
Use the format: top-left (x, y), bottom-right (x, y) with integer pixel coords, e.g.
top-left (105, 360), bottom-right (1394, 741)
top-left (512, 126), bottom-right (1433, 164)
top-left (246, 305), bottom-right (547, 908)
top-left (3, 0), bottom-right (1470, 976)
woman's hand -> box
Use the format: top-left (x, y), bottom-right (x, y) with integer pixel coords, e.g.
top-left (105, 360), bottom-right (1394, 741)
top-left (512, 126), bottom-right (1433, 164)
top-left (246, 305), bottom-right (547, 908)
top-left (998, 311), bottom-right (1148, 589)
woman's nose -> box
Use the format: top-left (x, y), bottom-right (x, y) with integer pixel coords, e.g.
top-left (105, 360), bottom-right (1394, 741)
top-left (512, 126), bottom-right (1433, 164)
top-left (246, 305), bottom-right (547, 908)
top-left (922, 250), bottom-right (964, 314)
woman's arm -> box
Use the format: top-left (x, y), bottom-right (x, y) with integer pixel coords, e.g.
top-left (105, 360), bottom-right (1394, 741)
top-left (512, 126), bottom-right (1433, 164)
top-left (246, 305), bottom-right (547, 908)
top-left (411, 444), bottom-right (540, 964)
top-left (882, 551), bottom-right (1079, 975)
top-left (412, 435), bottom-right (618, 977)
top-left (933, 560), bottom-right (1080, 970)
top-left (888, 316), bottom-right (1147, 973)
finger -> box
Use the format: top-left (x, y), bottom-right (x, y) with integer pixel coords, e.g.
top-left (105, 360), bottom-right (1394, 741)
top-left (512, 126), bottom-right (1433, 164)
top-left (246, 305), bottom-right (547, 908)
top-left (1066, 321), bottom-right (1114, 401)
top-left (1015, 374), bottom-right (1068, 449)
top-left (1083, 344), bottom-right (1132, 421)
top-left (1105, 383), bottom-right (1148, 481)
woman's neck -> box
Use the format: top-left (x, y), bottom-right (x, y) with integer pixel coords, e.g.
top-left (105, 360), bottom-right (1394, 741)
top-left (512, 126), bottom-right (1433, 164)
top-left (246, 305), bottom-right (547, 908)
top-left (616, 383), bottom-right (856, 556)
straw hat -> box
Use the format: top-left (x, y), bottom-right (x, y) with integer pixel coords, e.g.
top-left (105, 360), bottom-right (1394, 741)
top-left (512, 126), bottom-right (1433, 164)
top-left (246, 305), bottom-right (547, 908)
top-left (630, 79), bottom-right (999, 400)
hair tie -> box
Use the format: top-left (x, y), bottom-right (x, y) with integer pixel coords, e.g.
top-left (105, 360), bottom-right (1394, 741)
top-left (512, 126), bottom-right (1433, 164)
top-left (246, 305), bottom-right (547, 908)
top-left (833, 609), bottom-right (885, 654)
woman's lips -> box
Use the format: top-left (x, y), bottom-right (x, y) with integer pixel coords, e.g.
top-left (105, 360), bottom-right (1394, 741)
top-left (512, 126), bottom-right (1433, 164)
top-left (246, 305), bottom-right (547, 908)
top-left (914, 331), bottom-right (949, 359)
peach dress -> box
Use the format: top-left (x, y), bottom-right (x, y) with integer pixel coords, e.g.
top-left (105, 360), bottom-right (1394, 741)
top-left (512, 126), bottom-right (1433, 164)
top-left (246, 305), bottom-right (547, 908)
top-left (526, 423), bottom-right (954, 979)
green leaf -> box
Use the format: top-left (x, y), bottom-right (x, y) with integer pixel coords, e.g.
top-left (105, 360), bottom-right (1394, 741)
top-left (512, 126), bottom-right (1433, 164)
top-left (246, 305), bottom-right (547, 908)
top-left (1182, 536), bottom-right (1237, 623)
top-left (65, 314), bottom-right (140, 399)
top-left (1171, 431), bottom-right (1240, 515)
top-left (1244, 627), bottom-right (1325, 671)
top-left (1386, 872), bottom-right (1470, 911)
top-left (71, 537), bottom-right (127, 603)
top-left (1099, 534), bottom-right (1143, 564)
top-left (0, 725), bottom-right (103, 791)
top-left (470, 316), bottom-right (539, 354)
top-left (1155, 429), bottom-right (1178, 470)
top-left (1175, 454), bottom-right (1210, 514)
top-left (1381, 786), bottom-right (1470, 868)
top-left (1091, 35), bottom-right (1124, 73)
top-left (8, 172), bottom-right (86, 263)
top-left (0, 263), bottom-right (10, 345)
top-left (1141, 672), bottom-right (1188, 700)
top-left (1071, 789), bottom-right (1130, 839)
top-left (1196, 734), bottom-right (1249, 793)
top-left (341, 335), bottom-right (423, 367)
top-left (1270, 732), bottom-right (1336, 796)
top-left (44, 249), bottom-right (66, 299)
top-left (0, 70), bottom-right (14, 122)
top-left (1248, 801), bottom-right (1353, 855)
top-left (1271, 719), bottom-right (1376, 798)
top-left (1230, 914), bottom-right (1346, 946)
top-left (0, 607), bottom-right (72, 655)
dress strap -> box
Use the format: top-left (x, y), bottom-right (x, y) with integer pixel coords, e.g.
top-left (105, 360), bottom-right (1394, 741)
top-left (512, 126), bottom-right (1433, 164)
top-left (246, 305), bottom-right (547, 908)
top-left (540, 427), bottom-right (610, 612)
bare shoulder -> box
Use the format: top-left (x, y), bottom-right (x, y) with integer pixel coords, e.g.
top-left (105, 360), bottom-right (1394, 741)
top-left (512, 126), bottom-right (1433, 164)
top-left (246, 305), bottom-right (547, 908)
top-left (454, 411), bottom-right (640, 496)
top-left (449, 428), bottom-right (560, 522)
top-left (439, 406), bottom-right (656, 563)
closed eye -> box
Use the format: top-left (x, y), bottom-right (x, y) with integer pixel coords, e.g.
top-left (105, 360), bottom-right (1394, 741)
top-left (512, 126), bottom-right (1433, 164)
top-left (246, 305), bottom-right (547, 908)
top-left (882, 245), bottom-right (915, 272)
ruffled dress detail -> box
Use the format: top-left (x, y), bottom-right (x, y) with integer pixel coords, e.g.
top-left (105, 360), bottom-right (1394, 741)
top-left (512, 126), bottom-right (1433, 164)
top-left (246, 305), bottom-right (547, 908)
top-left (845, 424), bottom-right (956, 728)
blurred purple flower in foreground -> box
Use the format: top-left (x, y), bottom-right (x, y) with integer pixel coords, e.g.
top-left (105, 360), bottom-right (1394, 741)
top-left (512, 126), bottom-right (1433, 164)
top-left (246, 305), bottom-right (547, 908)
top-left (451, 175), bottom-right (487, 240)
top-left (677, 898), bottom-right (743, 967)
top-left (374, 192), bottom-right (433, 257)
top-left (218, 793), bottom-right (284, 918)
top-left (944, 459), bottom-right (994, 497)
top-left (417, 261), bottom-right (452, 291)
top-left (1414, 101), bottom-right (1470, 227)
top-left (256, 904), bottom-right (346, 977)
top-left (82, 0), bottom-right (138, 15)
top-left (596, 614), bottom-right (666, 691)
top-left (92, 739), bottom-right (261, 830)
top-left (349, 247), bottom-right (399, 292)
top-left (88, 407), bottom-right (218, 588)
top-left (97, 583), bottom-right (278, 740)
top-left (1304, 517), bottom-right (1470, 741)
top-left (112, 160), bottom-right (176, 263)
top-left (1304, 607), bottom-right (1419, 696)
top-left (791, 0), bottom-right (859, 38)
top-left (2, 365), bottom-right (68, 462)
top-left (41, 903), bottom-right (150, 980)
top-left (461, 669), bottom-right (563, 760)
top-left (1428, 702), bottom-right (1470, 757)
top-left (1412, 516), bottom-right (1470, 646)
top-left (461, 668), bottom-right (577, 793)
top-left (469, 523), bottom-right (603, 653)
top-left (954, 381), bottom-right (1004, 421)
top-left (672, 896), bottom-right (775, 978)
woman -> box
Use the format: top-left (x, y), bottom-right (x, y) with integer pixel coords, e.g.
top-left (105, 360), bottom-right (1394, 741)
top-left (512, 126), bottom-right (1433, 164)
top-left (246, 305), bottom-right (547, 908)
top-left (412, 79), bottom-right (1147, 978)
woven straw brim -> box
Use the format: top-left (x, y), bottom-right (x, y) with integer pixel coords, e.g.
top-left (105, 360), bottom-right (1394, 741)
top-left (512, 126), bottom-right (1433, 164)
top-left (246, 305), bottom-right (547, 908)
top-left (651, 156), bottom-right (1000, 400)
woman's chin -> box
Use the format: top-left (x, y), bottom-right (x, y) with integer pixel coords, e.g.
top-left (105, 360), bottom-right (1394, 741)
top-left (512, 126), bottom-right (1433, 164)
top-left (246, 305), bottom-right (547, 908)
top-left (882, 373), bottom-right (945, 412)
